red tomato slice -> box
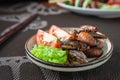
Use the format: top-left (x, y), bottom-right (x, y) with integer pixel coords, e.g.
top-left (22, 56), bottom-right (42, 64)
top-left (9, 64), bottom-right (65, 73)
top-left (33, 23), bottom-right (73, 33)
top-left (36, 29), bottom-right (58, 47)
top-left (49, 25), bottom-right (71, 41)
top-left (108, 0), bottom-right (120, 5)
top-left (70, 0), bottom-right (75, 5)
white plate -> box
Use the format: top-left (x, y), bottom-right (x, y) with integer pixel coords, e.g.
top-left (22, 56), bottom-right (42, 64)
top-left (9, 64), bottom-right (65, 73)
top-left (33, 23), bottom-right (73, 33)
top-left (57, 2), bottom-right (120, 18)
top-left (25, 28), bottom-right (113, 72)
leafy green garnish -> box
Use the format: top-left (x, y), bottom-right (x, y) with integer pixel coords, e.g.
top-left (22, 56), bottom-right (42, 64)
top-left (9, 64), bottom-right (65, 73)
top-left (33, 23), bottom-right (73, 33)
top-left (64, 1), bottom-right (70, 5)
top-left (30, 45), bottom-right (67, 64)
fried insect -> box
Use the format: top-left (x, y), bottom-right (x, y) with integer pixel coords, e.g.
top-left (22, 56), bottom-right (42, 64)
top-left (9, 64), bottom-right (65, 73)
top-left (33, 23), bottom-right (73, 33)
top-left (68, 50), bottom-right (88, 64)
top-left (85, 47), bottom-right (103, 57)
top-left (78, 32), bottom-right (96, 46)
top-left (61, 39), bottom-right (89, 51)
top-left (79, 25), bottom-right (98, 33)
top-left (60, 25), bottom-right (106, 64)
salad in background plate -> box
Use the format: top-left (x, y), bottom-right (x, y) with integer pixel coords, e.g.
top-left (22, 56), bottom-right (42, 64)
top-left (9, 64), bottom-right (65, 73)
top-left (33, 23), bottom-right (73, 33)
top-left (64, 0), bottom-right (120, 10)
top-left (57, 0), bottom-right (120, 18)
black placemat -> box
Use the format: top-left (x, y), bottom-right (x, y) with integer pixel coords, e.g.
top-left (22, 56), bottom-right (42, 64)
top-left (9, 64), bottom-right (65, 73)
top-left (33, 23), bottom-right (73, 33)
top-left (0, 2), bottom-right (120, 80)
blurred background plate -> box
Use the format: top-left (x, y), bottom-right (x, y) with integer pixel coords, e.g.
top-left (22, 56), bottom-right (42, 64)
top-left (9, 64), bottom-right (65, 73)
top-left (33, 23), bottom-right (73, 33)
top-left (57, 2), bottom-right (120, 18)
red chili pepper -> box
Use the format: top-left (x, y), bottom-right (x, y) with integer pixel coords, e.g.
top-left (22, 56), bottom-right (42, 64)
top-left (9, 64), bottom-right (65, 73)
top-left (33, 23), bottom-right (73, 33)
top-left (54, 42), bottom-right (61, 48)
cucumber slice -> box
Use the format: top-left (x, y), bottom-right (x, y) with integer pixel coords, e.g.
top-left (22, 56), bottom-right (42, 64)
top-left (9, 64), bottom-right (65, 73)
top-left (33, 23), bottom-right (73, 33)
top-left (75, 0), bottom-right (80, 7)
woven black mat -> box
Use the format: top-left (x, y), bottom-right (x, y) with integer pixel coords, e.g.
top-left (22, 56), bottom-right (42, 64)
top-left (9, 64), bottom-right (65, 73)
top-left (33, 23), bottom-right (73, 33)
top-left (0, 2), bottom-right (120, 80)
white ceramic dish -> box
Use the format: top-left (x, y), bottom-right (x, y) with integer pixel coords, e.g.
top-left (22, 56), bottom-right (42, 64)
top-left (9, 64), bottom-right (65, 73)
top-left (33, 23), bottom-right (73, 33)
top-left (57, 2), bottom-right (120, 18)
top-left (25, 28), bottom-right (113, 72)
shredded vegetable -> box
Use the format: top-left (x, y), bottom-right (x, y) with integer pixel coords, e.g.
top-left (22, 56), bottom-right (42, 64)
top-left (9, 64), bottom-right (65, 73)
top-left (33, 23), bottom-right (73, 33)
top-left (31, 45), bottom-right (67, 64)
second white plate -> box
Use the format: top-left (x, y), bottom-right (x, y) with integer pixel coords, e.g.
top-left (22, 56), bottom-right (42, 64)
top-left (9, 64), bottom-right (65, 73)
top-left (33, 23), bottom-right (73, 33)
top-left (57, 2), bottom-right (120, 18)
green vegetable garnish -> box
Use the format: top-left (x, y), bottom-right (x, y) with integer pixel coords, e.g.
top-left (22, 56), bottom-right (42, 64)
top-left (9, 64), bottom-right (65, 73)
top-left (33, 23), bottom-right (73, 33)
top-left (30, 45), bottom-right (67, 64)
top-left (100, 4), bottom-right (120, 10)
top-left (64, 1), bottom-right (71, 5)
top-left (75, 0), bottom-right (80, 7)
